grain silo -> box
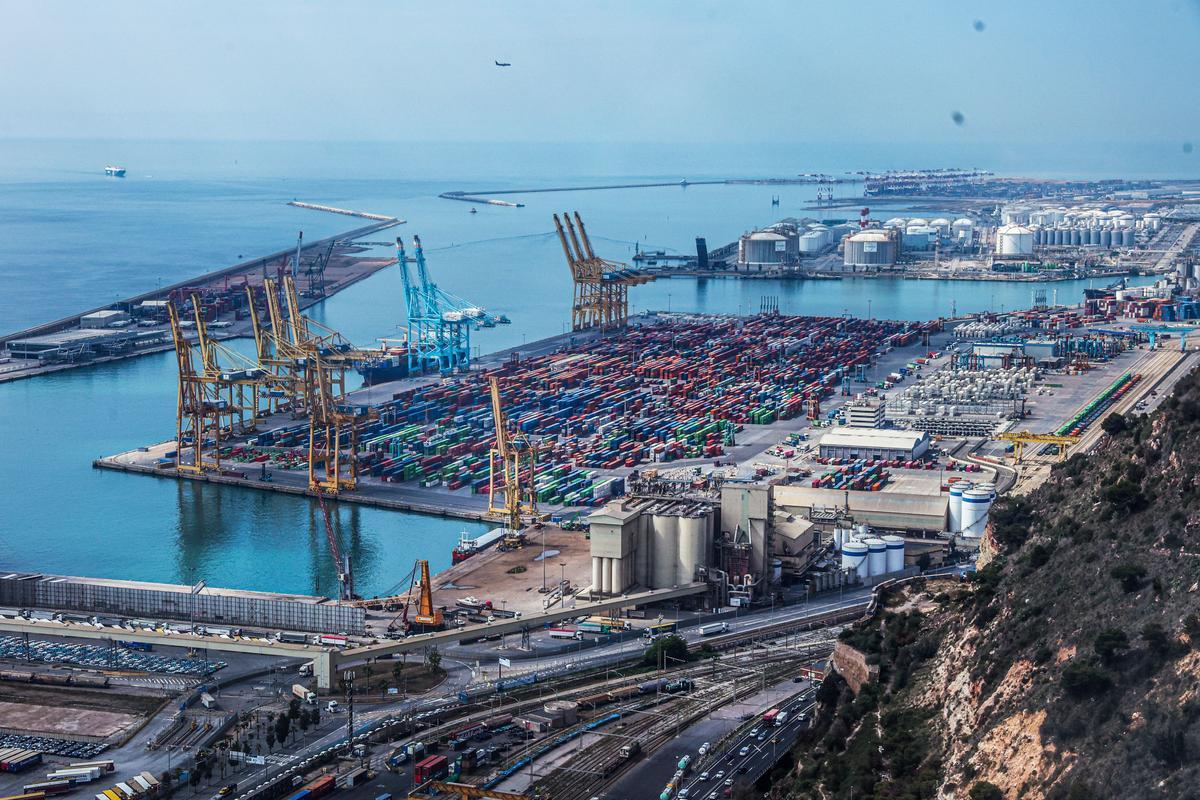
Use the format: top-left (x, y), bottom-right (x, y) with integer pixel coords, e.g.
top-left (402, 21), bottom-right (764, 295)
top-left (676, 513), bottom-right (708, 586)
top-left (883, 535), bottom-right (906, 573)
top-left (651, 513), bottom-right (679, 588)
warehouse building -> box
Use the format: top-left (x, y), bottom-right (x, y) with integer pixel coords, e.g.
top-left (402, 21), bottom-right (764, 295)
top-left (774, 486), bottom-right (948, 533)
top-left (818, 428), bottom-right (929, 461)
top-left (80, 309), bottom-right (130, 328)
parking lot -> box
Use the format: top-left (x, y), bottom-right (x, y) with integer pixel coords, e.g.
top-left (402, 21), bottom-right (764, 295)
top-left (0, 635), bottom-right (227, 675)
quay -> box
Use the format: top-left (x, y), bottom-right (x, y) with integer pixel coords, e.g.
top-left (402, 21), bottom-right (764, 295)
top-left (0, 217), bottom-right (403, 383)
top-left (286, 201), bottom-right (401, 221)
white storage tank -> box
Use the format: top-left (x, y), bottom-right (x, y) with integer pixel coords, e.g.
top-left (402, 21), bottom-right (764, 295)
top-left (676, 514), bottom-right (707, 585)
top-left (843, 230), bottom-right (898, 267)
top-left (841, 540), bottom-right (869, 579)
top-left (929, 218), bottom-right (951, 236)
top-left (961, 489), bottom-right (992, 538)
top-left (883, 535), bottom-right (905, 574)
top-left (952, 218), bottom-right (974, 240)
top-left (948, 482), bottom-right (969, 533)
top-left (651, 514), bottom-right (679, 588)
top-left (865, 537), bottom-right (887, 577)
top-left (995, 224), bottom-right (1035, 255)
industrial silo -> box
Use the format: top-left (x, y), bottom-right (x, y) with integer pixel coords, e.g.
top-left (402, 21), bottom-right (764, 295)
top-left (1070, 228), bottom-right (1083, 246)
top-left (841, 540), bottom-right (869, 579)
top-left (1089, 228), bottom-right (1101, 246)
top-left (952, 218), bottom-right (974, 240)
top-left (865, 538), bottom-right (887, 577)
top-left (883, 535), bottom-right (906, 574)
top-left (651, 514), bottom-right (679, 588)
top-left (948, 482), bottom-right (969, 533)
top-left (1121, 229), bottom-right (1135, 247)
top-left (676, 514), bottom-right (707, 585)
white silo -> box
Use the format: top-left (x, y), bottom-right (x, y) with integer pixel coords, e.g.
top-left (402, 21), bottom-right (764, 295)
top-left (676, 514), bottom-right (707, 585)
top-left (883, 535), bottom-right (905, 574)
top-left (952, 218), bottom-right (974, 240)
top-left (865, 538), bottom-right (887, 577)
top-left (961, 489), bottom-right (992, 538)
top-left (651, 514), bottom-right (679, 588)
top-left (841, 540), bottom-right (869, 579)
top-left (948, 482), bottom-right (969, 533)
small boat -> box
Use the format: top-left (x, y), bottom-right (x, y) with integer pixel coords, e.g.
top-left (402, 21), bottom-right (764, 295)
top-left (104, 165), bottom-right (126, 177)
top-left (469, 207), bottom-right (477, 214)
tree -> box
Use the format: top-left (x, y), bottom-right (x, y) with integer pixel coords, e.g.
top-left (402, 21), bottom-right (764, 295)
top-left (642, 634), bottom-right (689, 667)
top-left (298, 709), bottom-right (310, 733)
top-left (426, 645), bottom-right (442, 673)
top-left (1060, 661), bottom-right (1112, 699)
top-left (1141, 622), bottom-right (1181, 657)
top-left (312, 704), bottom-right (321, 725)
top-left (1110, 563), bottom-right (1147, 593)
top-left (969, 782), bottom-right (1004, 800)
top-left (266, 731), bottom-right (275, 752)
top-left (1101, 413), bottom-right (1128, 435)
top-left (288, 698), bottom-right (301, 720)
top-left (1093, 628), bottom-right (1129, 665)
top-left (275, 713), bottom-right (291, 745)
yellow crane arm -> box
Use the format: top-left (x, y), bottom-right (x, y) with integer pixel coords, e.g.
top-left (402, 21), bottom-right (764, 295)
top-left (562, 212), bottom-right (588, 267)
top-left (245, 284), bottom-right (266, 363)
top-left (573, 211), bottom-right (597, 260)
top-left (490, 376), bottom-right (510, 458)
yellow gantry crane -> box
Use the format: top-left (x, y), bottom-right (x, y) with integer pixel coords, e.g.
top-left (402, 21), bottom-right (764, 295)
top-left (996, 431), bottom-right (1079, 462)
top-left (167, 295), bottom-right (274, 475)
top-left (554, 211), bottom-right (654, 332)
top-left (487, 376), bottom-right (539, 545)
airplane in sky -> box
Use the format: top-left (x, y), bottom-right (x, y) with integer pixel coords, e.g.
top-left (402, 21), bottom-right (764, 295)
top-left (495, 60), bottom-right (511, 67)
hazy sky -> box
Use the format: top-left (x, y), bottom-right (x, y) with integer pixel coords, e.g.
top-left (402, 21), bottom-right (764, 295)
top-left (3, 0), bottom-right (1199, 144)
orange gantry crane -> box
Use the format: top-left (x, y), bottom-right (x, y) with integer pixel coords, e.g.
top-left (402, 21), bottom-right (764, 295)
top-left (404, 559), bottom-right (443, 630)
top-left (554, 211), bottom-right (654, 331)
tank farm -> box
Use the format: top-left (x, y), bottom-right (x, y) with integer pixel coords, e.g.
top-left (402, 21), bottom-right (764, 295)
top-left (237, 314), bottom-right (939, 506)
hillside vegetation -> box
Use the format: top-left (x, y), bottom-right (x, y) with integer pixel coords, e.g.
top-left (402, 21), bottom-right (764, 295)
top-left (775, 366), bottom-right (1200, 800)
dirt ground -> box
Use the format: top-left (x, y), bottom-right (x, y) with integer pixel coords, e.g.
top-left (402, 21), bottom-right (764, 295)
top-left (0, 699), bottom-right (142, 739)
top-left (0, 682), bottom-right (166, 716)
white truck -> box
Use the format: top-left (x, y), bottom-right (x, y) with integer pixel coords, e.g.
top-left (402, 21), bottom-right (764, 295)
top-left (200, 692), bottom-right (217, 710)
top-left (698, 622), bottom-right (729, 636)
top-left (291, 684), bottom-right (316, 704)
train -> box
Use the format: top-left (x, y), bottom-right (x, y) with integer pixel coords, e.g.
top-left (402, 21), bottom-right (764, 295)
top-left (0, 670), bottom-right (109, 689)
top-left (576, 678), bottom-right (695, 709)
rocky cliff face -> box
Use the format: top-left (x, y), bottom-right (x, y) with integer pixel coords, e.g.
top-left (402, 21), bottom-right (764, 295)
top-left (779, 367), bottom-right (1200, 800)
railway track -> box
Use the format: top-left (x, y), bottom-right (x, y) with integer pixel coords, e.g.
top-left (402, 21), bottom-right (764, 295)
top-left (529, 655), bottom-right (818, 800)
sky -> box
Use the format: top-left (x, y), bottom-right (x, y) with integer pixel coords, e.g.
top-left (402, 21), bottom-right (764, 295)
top-left (2, 0), bottom-right (1199, 145)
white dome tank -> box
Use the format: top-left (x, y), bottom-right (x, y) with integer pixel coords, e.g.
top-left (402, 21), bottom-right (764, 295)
top-left (651, 514), bottom-right (679, 588)
top-left (948, 482), bottom-right (969, 533)
top-left (865, 537), bottom-right (887, 577)
top-left (995, 224), bottom-right (1035, 255)
top-left (841, 540), bottom-right (869, 579)
top-left (961, 489), bottom-right (992, 538)
top-left (883, 535), bottom-right (905, 574)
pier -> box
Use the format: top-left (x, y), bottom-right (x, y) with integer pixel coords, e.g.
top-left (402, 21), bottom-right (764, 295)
top-left (286, 201), bottom-right (402, 221)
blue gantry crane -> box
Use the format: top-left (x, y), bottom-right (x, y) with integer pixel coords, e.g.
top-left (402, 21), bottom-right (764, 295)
top-left (395, 235), bottom-right (508, 375)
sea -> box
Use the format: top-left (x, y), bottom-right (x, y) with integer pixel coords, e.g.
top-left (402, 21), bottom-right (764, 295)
top-left (0, 138), bottom-right (1183, 597)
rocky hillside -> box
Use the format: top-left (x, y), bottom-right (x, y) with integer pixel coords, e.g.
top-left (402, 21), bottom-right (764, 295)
top-left (774, 367), bottom-right (1200, 800)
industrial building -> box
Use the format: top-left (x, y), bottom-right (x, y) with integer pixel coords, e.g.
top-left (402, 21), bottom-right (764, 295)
top-left (6, 328), bottom-right (147, 361)
top-left (842, 229), bottom-right (899, 269)
top-left (80, 309), bottom-right (130, 328)
top-left (586, 497), bottom-right (717, 597)
top-left (774, 486), bottom-right (949, 533)
top-left (844, 399), bottom-right (885, 428)
top-left (817, 428), bottom-right (929, 461)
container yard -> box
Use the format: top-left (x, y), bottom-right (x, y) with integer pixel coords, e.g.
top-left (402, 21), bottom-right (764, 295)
top-left (97, 312), bottom-right (943, 519)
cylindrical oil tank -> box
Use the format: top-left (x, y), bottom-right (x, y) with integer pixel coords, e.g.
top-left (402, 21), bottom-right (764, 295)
top-left (543, 700), bottom-right (579, 726)
top-left (841, 540), bottom-right (869, 579)
top-left (1122, 229), bottom-right (1135, 247)
top-left (1100, 229), bottom-right (1112, 248)
top-left (883, 535), bottom-right (905, 574)
top-left (865, 538), bottom-right (887, 577)
top-left (1070, 228), bottom-right (1082, 246)
top-left (948, 482), bottom-right (969, 533)
top-left (952, 218), bottom-right (974, 240)
top-left (651, 514), bottom-right (679, 588)
top-left (961, 489), bottom-right (992, 538)
top-left (676, 514), bottom-right (707, 585)
top-left (995, 224), bottom-right (1034, 255)
top-left (1089, 228), bottom-right (1101, 245)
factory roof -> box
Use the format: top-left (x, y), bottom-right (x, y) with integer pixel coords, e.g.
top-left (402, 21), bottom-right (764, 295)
top-left (818, 428), bottom-right (927, 450)
top-left (9, 328), bottom-right (134, 348)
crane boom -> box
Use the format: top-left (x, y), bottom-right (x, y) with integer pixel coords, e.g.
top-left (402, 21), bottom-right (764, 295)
top-left (316, 491), bottom-right (353, 600)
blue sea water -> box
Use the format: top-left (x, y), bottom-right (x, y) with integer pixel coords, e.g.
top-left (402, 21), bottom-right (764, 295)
top-left (0, 139), bottom-right (1172, 596)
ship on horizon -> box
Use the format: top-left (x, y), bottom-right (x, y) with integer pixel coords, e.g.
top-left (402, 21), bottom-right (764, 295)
top-left (104, 165), bottom-right (126, 177)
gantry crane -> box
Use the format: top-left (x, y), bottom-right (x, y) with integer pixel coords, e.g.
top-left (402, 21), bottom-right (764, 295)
top-left (554, 211), bottom-right (655, 332)
top-left (395, 236), bottom-right (506, 376)
top-left (168, 295), bottom-right (273, 475)
top-left (308, 348), bottom-right (373, 495)
top-left (316, 491), bottom-right (354, 601)
top-left (487, 376), bottom-right (539, 546)
top-left (996, 431), bottom-right (1079, 462)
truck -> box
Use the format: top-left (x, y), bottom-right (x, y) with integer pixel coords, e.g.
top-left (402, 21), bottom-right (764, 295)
top-left (698, 622), bottom-right (729, 636)
top-left (762, 708), bottom-right (780, 726)
top-left (548, 627), bottom-right (582, 640)
top-left (199, 692), bottom-right (217, 710)
top-left (775, 711), bottom-right (789, 726)
top-left (291, 684), bottom-right (316, 704)
top-left (318, 634), bottom-right (348, 647)
top-left (277, 631), bottom-right (308, 645)
top-left (413, 755), bottom-right (448, 785)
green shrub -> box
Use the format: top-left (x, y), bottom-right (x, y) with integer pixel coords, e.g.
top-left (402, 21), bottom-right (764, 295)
top-left (1060, 661), bottom-right (1112, 699)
